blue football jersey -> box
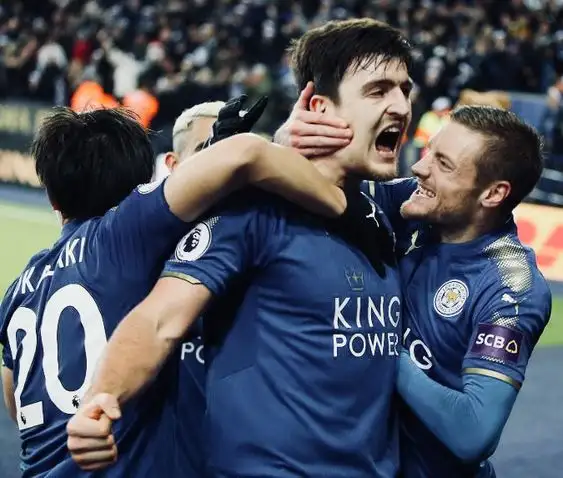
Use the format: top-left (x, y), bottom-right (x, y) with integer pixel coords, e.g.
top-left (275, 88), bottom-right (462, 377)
top-left (168, 328), bottom-right (207, 476)
top-left (366, 179), bottom-right (552, 478)
top-left (0, 180), bottom-right (205, 477)
top-left (361, 178), bottom-right (417, 257)
top-left (398, 220), bottom-right (551, 477)
top-left (162, 190), bottom-right (403, 478)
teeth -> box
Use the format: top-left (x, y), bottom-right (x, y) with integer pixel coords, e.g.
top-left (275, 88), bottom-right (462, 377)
top-left (384, 126), bottom-right (401, 133)
top-left (416, 185), bottom-right (435, 198)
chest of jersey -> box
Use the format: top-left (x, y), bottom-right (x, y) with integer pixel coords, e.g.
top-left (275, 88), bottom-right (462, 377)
top-left (208, 214), bottom-right (403, 378)
top-left (203, 206), bottom-right (403, 477)
top-left (268, 219), bottom-right (402, 357)
top-left (400, 244), bottom-right (485, 387)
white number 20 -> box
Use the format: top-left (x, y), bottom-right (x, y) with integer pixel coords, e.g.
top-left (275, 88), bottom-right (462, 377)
top-left (6, 284), bottom-right (107, 431)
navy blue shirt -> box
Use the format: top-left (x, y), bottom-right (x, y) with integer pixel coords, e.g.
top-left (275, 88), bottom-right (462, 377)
top-left (0, 181), bottom-right (206, 478)
top-left (163, 190), bottom-right (403, 478)
top-left (367, 178), bottom-right (552, 478)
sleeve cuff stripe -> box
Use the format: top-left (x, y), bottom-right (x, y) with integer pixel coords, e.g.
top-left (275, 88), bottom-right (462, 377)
top-left (463, 367), bottom-right (522, 391)
top-left (160, 272), bottom-right (202, 285)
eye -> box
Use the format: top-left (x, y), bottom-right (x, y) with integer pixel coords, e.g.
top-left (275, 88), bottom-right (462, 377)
top-left (401, 85), bottom-right (413, 98)
top-left (437, 157), bottom-right (452, 171)
top-left (369, 89), bottom-right (384, 98)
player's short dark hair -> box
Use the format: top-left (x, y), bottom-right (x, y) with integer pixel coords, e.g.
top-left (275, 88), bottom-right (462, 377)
top-left (288, 18), bottom-right (412, 104)
top-left (33, 108), bottom-right (154, 220)
top-left (450, 105), bottom-right (544, 212)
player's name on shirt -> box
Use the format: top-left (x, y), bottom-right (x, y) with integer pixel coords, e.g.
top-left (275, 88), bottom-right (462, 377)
top-left (332, 295), bottom-right (401, 358)
top-left (12, 236), bottom-right (87, 298)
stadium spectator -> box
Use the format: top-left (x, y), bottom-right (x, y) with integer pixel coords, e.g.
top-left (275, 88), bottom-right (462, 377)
top-left (122, 70), bottom-right (160, 129)
top-left (70, 76), bottom-right (119, 112)
top-left (541, 75), bottom-right (563, 168)
top-left (413, 96), bottom-right (451, 149)
top-left (1, 0), bottom-right (562, 147)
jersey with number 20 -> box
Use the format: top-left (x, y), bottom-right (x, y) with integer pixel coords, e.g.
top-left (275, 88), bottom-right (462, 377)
top-left (0, 181), bottom-right (202, 478)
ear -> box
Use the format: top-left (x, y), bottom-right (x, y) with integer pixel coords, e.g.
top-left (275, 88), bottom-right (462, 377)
top-left (164, 152), bottom-right (179, 173)
top-left (309, 94), bottom-right (335, 115)
top-left (480, 181), bottom-right (511, 209)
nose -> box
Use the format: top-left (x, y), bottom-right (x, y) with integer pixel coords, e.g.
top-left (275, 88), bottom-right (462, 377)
top-left (411, 149), bottom-right (431, 179)
top-left (386, 86), bottom-right (411, 118)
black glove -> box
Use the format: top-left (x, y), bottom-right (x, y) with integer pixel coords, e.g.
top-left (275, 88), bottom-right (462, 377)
top-left (202, 95), bottom-right (268, 148)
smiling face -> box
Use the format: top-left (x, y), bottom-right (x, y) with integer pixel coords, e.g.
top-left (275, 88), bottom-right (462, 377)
top-left (402, 106), bottom-right (544, 242)
top-left (400, 120), bottom-right (486, 229)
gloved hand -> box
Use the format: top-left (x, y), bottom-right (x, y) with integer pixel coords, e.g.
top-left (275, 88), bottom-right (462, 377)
top-left (202, 95), bottom-right (268, 148)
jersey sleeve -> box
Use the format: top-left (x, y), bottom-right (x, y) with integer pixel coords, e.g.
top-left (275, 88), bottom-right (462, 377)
top-left (462, 265), bottom-right (552, 389)
top-left (161, 197), bottom-right (279, 296)
top-left (95, 178), bottom-right (188, 280)
top-left (0, 279), bottom-right (20, 369)
top-left (361, 178), bottom-right (417, 230)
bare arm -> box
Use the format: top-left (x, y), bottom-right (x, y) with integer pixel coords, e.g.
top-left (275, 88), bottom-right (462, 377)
top-left (1, 366), bottom-right (16, 423)
top-left (68, 277), bottom-right (211, 470)
top-left (164, 132), bottom-right (346, 222)
top-left (86, 277), bottom-right (211, 405)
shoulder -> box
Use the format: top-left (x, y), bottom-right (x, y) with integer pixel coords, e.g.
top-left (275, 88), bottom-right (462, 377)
top-left (5, 247), bottom-right (51, 291)
top-left (25, 246), bottom-right (52, 269)
top-left (481, 232), bottom-right (550, 300)
top-left (0, 247), bottom-right (49, 331)
top-left (360, 177), bottom-right (417, 202)
top-left (169, 189), bottom-right (297, 264)
top-left (203, 187), bottom-right (314, 230)
top-left (472, 232), bottom-right (552, 327)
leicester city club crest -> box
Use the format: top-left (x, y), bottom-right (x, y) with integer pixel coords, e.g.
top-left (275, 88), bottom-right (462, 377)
top-left (433, 279), bottom-right (469, 318)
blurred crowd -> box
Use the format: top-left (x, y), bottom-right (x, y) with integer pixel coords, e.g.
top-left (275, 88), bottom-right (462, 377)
top-left (1, 0), bottom-right (563, 161)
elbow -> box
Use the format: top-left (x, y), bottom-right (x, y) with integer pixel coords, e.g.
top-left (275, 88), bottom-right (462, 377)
top-left (231, 133), bottom-right (269, 168)
top-left (1, 370), bottom-right (16, 423)
top-left (451, 433), bottom-right (498, 463)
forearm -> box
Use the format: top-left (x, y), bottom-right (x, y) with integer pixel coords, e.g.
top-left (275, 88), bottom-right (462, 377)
top-left (248, 141), bottom-right (346, 217)
top-left (397, 351), bottom-right (517, 462)
top-left (86, 278), bottom-right (209, 406)
top-left (166, 132), bottom-right (345, 221)
top-left (87, 308), bottom-right (179, 406)
top-left (165, 133), bottom-right (259, 222)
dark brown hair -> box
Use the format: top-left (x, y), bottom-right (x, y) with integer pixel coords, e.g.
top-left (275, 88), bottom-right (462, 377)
top-left (288, 18), bottom-right (412, 104)
top-left (451, 105), bottom-right (544, 212)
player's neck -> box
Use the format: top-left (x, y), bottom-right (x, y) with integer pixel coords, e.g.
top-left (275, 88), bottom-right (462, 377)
top-left (438, 213), bottom-right (506, 244)
top-left (53, 209), bottom-right (68, 226)
top-left (309, 157), bottom-right (349, 188)
top-left (439, 224), bottom-right (482, 244)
